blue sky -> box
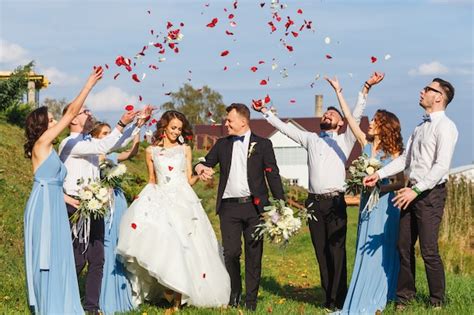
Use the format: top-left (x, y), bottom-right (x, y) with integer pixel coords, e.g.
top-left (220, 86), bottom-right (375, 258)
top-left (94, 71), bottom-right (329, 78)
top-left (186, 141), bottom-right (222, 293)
top-left (1, 0), bottom-right (472, 166)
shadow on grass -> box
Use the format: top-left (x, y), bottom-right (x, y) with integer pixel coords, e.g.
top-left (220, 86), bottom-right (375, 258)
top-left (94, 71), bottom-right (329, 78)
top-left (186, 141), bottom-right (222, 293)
top-left (260, 276), bottom-right (325, 307)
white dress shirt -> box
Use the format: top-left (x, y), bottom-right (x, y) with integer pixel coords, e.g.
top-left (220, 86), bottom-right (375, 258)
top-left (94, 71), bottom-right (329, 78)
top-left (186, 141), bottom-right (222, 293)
top-left (377, 111), bottom-right (458, 192)
top-left (222, 129), bottom-right (252, 198)
top-left (59, 125), bottom-right (140, 196)
top-left (263, 92), bottom-right (367, 194)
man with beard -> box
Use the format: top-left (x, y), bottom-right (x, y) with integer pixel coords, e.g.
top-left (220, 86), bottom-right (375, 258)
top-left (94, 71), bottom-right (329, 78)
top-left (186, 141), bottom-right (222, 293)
top-left (253, 72), bottom-right (384, 310)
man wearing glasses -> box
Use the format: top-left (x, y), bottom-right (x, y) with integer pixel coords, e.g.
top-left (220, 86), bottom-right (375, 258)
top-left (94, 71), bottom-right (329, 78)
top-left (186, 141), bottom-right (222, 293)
top-left (58, 104), bottom-right (150, 314)
top-left (364, 78), bottom-right (458, 310)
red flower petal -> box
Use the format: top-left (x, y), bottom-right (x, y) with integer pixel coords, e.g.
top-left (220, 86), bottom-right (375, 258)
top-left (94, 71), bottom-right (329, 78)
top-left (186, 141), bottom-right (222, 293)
top-left (253, 197), bottom-right (261, 205)
top-left (150, 29), bottom-right (154, 35)
top-left (250, 66), bottom-right (258, 72)
top-left (220, 50), bottom-right (230, 57)
top-left (286, 45), bottom-right (294, 52)
top-left (260, 79), bottom-right (267, 85)
top-left (202, 273), bottom-right (206, 278)
top-left (151, 119), bottom-right (157, 124)
top-left (233, 1), bottom-right (238, 9)
top-left (326, 54), bottom-right (333, 59)
top-left (260, 3), bottom-right (265, 8)
top-left (147, 10), bottom-right (151, 14)
top-left (268, 21), bottom-right (276, 33)
top-left (223, 66), bottom-right (228, 71)
top-left (252, 99), bottom-right (263, 109)
top-left (285, 17), bottom-right (295, 31)
top-left (206, 18), bottom-right (218, 28)
top-left (131, 223), bottom-right (137, 229)
top-left (290, 99), bottom-right (296, 103)
top-left (166, 21), bottom-right (173, 29)
top-left (207, 111), bottom-right (213, 117)
top-left (113, 73), bottom-right (120, 80)
top-left (153, 42), bottom-right (163, 48)
top-left (258, 60), bottom-right (265, 64)
top-left (132, 74), bottom-right (141, 82)
top-left (105, 64), bottom-right (109, 69)
top-left (180, 22), bottom-right (185, 27)
top-left (291, 31), bottom-right (299, 37)
top-left (265, 167), bottom-right (272, 172)
top-left (168, 166), bottom-right (174, 171)
top-left (297, 9), bottom-right (303, 14)
top-left (186, 135), bottom-right (193, 140)
top-left (174, 47), bottom-right (179, 53)
top-left (168, 42), bottom-right (176, 49)
top-left (264, 94), bottom-right (271, 104)
top-left (371, 56), bottom-right (377, 63)
top-left (139, 95), bottom-right (143, 102)
top-left (125, 105), bottom-right (134, 111)
top-left (225, 30), bottom-right (234, 36)
top-left (228, 13), bottom-right (235, 19)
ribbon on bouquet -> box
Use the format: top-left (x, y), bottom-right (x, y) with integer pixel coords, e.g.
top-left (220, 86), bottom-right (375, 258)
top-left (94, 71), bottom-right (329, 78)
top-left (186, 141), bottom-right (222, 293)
top-left (72, 216), bottom-right (91, 253)
top-left (361, 185), bottom-right (380, 213)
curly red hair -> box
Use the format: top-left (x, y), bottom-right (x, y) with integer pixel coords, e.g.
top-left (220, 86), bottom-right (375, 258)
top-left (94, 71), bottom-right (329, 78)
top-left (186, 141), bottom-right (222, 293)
top-left (372, 109), bottom-right (404, 159)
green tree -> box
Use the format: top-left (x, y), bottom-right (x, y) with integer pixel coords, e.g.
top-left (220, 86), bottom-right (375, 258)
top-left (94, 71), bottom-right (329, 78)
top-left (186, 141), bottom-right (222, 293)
top-left (161, 84), bottom-right (226, 126)
top-left (42, 97), bottom-right (68, 120)
top-left (0, 61), bottom-right (35, 111)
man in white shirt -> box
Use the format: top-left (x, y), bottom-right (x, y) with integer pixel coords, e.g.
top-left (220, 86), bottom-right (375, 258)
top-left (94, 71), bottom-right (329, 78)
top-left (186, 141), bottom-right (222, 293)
top-left (58, 104), bottom-right (144, 313)
top-left (364, 78), bottom-right (458, 309)
top-left (253, 72), bottom-right (384, 310)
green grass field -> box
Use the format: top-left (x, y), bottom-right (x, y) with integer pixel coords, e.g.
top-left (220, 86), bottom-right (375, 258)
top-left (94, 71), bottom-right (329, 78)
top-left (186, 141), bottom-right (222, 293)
top-left (1, 121), bottom-right (472, 314)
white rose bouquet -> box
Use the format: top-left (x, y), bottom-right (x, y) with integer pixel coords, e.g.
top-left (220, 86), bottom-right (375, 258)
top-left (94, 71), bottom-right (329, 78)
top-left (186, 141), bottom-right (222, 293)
top-left (346, 153), bottom-right (382, 196)
top-left (70, 178), bottom-right (110, 224)
top-left (253, 198), bottom-right (315, 245)
top-left (99, 159), bottom-right (127, 190)
top-left (346, 153), bottom-right (383, 212)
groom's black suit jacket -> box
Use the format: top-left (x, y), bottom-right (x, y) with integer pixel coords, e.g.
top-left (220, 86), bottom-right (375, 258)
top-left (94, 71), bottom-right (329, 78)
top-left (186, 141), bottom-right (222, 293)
top-left (199, 132), bottom-right (285, 214)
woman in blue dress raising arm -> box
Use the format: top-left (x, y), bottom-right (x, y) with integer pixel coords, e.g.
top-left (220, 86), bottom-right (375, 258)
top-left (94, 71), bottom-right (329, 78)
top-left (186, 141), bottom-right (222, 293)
top-left (23, 68), bottom-right (102, 314)
top-left (326, 74), bottom-right (405, 314)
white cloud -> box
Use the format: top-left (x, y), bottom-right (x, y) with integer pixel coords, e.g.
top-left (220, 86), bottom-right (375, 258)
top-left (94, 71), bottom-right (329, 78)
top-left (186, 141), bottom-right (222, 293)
top-left (0, 39), bottom-right (30, 65)
top-left (408, 61), bottom-right (450, 76)
top-left (39, 66), bottom-right (81, 86)
top-left (86, 86), bottom-right (138, 111)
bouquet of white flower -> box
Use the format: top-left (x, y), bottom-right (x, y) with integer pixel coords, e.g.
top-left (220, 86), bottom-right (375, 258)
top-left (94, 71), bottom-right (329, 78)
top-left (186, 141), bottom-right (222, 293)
top-left (99, 159), bottom-right (127, 190)
top-left (70, 179), bottom-right (110, 224)
top-left (346, 153), bottom-right (382, 196)
top-left (253, 198), bottom-right (315, 245)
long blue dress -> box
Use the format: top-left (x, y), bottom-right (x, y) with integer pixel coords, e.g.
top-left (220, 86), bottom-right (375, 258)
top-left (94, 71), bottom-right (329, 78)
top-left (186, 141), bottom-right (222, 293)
top-left (99, 153), bottom-right (135, 314)
top-left (339, 144), bottom-right (400, 314)
top-left (24, 150), bottom-right (84, 314)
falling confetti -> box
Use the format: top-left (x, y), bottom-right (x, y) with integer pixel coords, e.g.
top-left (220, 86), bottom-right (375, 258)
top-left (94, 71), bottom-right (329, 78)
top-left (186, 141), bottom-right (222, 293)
top-left (326, 54), bottom-right (333, 59)
top-left (324, 37), bottom-right (331, 44)
top-left (371, 56), bottom-right (377, 63)
top-left (384, 54), bottom-right (391, 60)
top-left (125, 105), bottom-right (134, 111)
top-left (220, 50), bottom-right (230, 57)
top-left (132, 74), bottom-right (141, 82)
top-left (250, 66), bottom-right (258, 72)
top-left (260, 79), bottom-right (268, 85)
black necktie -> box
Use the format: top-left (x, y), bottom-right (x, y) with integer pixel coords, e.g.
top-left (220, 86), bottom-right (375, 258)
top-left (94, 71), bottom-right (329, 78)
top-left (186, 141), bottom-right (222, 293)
top-left (233, 135), bottom-right (245, 142)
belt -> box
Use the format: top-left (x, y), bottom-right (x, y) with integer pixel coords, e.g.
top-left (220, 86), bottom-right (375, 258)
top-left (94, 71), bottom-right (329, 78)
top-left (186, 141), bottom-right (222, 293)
top-left (222, 196), bottom-right (253, 204)
top-left (308, 191), bottom-right (344, 201)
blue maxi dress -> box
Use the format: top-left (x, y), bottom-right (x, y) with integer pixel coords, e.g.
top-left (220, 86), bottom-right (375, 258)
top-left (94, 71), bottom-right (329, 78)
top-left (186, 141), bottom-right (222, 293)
top-left (99, 153), bottom-right (135, 314)
top-left (24, 150), bottom-right (84, 314)
top-left (339, 144), bottom-right (400, 314)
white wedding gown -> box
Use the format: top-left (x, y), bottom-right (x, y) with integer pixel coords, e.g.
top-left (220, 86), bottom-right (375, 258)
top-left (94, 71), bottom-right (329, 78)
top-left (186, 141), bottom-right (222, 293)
top-left (117, 145), bottom-right (230, 307)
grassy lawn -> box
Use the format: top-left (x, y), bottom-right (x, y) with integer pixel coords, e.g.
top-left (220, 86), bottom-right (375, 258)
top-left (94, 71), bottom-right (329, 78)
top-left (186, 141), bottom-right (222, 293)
top-left (1, 120), bottom-right (472, 314)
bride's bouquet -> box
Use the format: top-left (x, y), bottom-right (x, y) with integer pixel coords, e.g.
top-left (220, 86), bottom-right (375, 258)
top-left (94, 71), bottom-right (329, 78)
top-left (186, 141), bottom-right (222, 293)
top-left (346, 153), bottom-right (382, 212)
top-left (99, 158), bottom-right (127, 190)
top-left (253, 198), bottom-right (315, 245)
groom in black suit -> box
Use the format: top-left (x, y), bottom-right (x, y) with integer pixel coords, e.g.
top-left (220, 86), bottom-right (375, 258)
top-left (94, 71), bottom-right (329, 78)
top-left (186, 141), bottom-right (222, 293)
top-left (195, 103), bottom-right (285, 311)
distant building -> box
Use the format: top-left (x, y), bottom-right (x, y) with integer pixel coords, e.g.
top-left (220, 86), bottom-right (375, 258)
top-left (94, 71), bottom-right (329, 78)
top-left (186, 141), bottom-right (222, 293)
top-left (449, 164), bottom-right (474, 182)
top-left (194, 115), bottom-right (369, 190)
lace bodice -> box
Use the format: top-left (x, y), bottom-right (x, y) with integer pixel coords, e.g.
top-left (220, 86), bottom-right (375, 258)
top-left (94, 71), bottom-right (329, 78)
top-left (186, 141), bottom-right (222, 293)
top-left (151, 145), bottom-right (188, 187)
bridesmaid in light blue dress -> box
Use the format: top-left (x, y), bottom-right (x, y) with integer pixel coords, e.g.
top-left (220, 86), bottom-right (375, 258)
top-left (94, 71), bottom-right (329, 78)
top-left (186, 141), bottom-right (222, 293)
top-left (91, 122), bottom-right (140, 314)
top-left (23, 69), bottom-right (102, 314)
top-left (326, 75), bottom-right (405, 313)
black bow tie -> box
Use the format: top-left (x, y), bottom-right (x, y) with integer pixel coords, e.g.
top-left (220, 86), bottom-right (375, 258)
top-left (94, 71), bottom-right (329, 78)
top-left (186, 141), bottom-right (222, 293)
top-left (233, 135), bottom-right (245, 142)
top-left (422, 114), bottom-right (431, 123)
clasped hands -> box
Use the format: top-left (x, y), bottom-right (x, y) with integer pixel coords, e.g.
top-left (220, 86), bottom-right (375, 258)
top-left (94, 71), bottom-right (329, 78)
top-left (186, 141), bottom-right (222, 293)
top-left (195, 164), bottom-right (215, 181)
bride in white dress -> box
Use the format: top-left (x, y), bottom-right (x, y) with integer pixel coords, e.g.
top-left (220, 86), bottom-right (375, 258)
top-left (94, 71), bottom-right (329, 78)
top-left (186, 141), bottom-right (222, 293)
top-left (117, 110), bottom-right (230, 310)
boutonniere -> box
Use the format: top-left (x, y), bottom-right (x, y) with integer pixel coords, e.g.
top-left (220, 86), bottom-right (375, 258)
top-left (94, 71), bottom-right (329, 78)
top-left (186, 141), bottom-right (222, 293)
top-left (248, 142), bottom-right (257, 158)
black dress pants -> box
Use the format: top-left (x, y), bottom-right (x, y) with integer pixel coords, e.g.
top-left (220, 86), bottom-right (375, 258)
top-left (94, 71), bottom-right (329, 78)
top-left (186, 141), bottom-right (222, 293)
top-left (397, 184), bottom-right (446, 305)
top-left (219, 201), bottom-right (263, 308)
top-left (67, 204), bottom-right (105, 312)
top-left (306, 194), bottom-right (348, 308)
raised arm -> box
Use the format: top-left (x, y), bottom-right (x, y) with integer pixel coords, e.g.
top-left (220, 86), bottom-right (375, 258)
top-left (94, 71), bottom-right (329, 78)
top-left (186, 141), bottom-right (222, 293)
top-left (252, 103), bottom-right (310, 148)
top-left (117, 133), bottom-right (140, 162)
top-left (185, 145), bottom-right (199, 186)
top-left (37, 68), bottom-right (102, 147)
top-left (145, 146), bottom-right (156, 184)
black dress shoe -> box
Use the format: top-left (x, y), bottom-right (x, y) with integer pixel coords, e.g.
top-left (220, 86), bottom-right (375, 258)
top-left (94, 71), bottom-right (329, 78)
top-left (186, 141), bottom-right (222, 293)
top-left (228, 292), bottom-right (241, 308)
top-left (245, 302), bottom-right (257, 311)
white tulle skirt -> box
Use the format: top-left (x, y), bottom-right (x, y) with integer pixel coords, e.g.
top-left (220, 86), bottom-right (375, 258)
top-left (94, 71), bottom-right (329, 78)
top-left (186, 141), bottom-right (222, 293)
top-left (116, 183), bottom-right (230, 307)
